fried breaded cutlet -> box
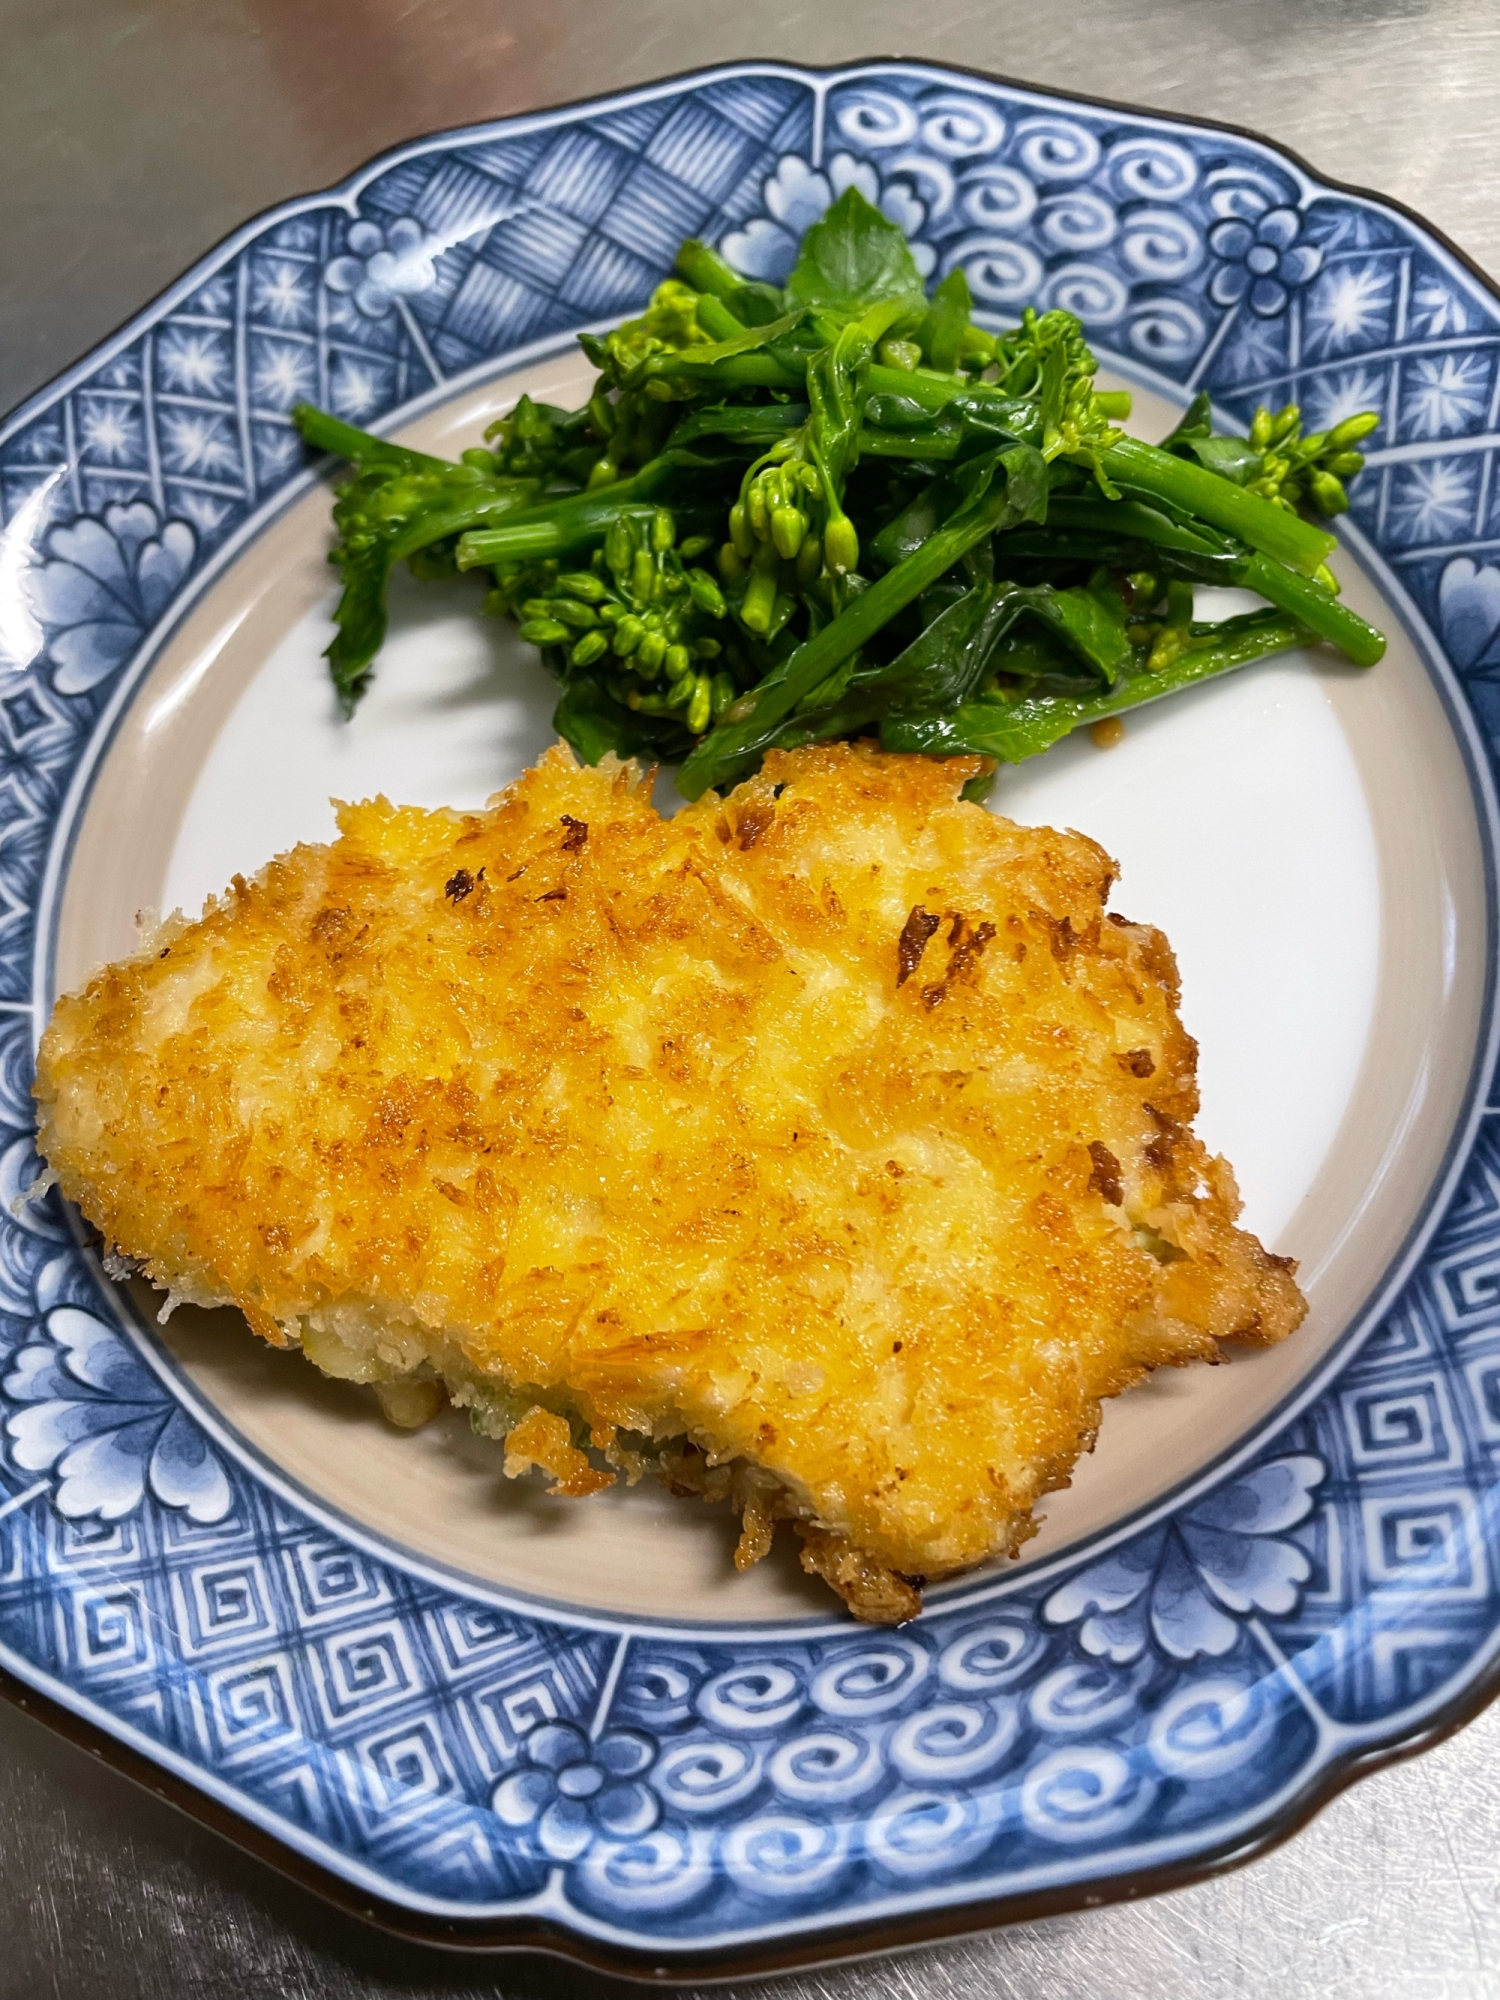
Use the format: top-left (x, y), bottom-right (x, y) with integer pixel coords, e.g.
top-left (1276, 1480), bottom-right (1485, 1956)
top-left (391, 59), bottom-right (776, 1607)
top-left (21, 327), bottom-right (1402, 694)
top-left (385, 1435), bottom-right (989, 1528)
top-left (34, 742), bottom-right (1304, 1621)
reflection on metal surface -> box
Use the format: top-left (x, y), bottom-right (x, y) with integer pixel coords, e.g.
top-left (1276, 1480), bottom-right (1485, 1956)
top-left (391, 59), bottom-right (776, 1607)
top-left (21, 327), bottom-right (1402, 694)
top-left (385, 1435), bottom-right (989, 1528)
top-left (7, 40), bottom-right (1500, 1993)
top-left (0, 470), bottom-right (63, 673)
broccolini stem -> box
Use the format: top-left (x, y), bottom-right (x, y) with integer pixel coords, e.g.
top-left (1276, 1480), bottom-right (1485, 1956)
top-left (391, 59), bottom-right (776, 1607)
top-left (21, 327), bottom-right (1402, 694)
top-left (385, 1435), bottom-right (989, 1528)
top-left (856, 428), bottom-right (963, 461)
top-left (635, 360), bottom-right (1339, 582)
top-left (866, 363), bottom-right (974, 411)
top-left (1043, 494), bottom-right (1224, 557)
top-left (1080, 610), bottom-right (1314, 728)
top-left (455, 472), bottom-right (666, 566)
top-left (884, 611), bottom-right (1312, 762)
top-left (1099, 436), bottom-right (1336, 576)
top-left (695, 294), bottom-right (748, 342)
top-left (673, 239), bottom-right (745, 301)
top-left (646, 350), bottom-right (805, 391)
top-left (1238, 552), bottom-right (1385, 665)
top-left (293, 401), bottom-right (451, 474)
top-left (862, 378), bottom-right (1339, 577)
top-left (390, 493), bottom-right (540, 563)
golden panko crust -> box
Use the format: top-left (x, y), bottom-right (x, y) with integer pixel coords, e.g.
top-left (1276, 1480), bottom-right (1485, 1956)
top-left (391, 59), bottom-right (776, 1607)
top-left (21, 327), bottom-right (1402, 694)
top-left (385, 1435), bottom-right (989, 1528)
top-left (34, 741), bottom-right (1305, 1619)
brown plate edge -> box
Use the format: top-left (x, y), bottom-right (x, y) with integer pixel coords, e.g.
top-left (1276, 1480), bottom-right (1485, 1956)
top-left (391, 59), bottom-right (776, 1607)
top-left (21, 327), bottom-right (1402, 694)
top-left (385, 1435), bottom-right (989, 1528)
top-left (5, 1648), bottom-right (1498, 1987)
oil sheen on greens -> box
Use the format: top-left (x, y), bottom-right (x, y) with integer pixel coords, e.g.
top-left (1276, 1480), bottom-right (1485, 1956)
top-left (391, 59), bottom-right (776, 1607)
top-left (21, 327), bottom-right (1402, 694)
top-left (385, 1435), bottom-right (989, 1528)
top-left (293, 189), bottom-right (1384, 801)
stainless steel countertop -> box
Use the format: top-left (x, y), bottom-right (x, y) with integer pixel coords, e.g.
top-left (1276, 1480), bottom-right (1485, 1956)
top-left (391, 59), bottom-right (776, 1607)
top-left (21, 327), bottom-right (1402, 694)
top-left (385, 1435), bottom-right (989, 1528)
top-left (6, 4), bottom-right (1500, 1994)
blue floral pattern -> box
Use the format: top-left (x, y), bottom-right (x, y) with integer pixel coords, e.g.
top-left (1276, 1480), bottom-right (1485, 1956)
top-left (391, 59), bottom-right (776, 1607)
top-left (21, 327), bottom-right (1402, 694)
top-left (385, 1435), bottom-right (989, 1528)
top-left (493, 1718), bottom-right (659, 1860)
top-left (3, 60), bottom-right (1500, 1972)
top-left (25, 502), bottom-right (195, 694)
top-left (324, 215), bottom-right (440, 320)
top-left (1043, 1456), bottom-right (1323, 1662)
top-left (722, 152), bottom-right (935, 282)
top-left (4, 1305), bottom-right (231, 1522)
top-left (1207, 191), bottom-right (1324, 317)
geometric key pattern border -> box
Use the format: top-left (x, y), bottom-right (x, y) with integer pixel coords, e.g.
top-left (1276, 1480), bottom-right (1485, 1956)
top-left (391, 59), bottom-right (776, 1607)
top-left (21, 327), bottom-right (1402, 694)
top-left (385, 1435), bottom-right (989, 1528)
top-left (3, 61), bottom-right (1500, 1964)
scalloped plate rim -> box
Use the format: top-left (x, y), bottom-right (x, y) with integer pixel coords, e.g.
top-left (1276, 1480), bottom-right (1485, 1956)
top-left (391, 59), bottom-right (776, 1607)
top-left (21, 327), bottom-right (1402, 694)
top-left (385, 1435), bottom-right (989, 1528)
top-left (3, 53), bottom-right (1500, 1980)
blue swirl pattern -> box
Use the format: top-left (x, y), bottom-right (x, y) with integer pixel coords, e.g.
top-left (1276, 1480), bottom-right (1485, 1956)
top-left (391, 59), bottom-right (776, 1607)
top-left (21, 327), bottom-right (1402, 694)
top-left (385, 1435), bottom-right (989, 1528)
top-left (1, 59), bottom-right (1500, 1965)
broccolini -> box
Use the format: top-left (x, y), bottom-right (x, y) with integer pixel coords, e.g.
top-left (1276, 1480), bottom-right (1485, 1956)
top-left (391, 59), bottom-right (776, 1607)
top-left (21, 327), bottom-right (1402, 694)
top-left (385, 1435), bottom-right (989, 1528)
top-left (292, 187), bottom-right (1384, 795)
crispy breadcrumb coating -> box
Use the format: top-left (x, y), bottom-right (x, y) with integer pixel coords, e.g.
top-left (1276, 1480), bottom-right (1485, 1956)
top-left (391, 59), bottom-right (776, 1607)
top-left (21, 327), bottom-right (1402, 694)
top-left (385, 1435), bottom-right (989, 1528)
top-left (34, 742), bottom-right (1304, 1620)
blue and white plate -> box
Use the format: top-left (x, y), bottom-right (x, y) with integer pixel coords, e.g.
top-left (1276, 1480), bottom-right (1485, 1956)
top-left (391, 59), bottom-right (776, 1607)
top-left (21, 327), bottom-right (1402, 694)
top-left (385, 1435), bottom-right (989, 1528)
top-left (4, 59), bottom-right (1500, 1980)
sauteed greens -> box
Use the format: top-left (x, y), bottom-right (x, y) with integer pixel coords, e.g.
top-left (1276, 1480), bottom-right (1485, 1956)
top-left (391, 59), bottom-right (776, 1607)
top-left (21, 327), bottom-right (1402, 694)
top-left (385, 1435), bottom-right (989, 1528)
top-left (294, 189), bottom-right (1382, 798)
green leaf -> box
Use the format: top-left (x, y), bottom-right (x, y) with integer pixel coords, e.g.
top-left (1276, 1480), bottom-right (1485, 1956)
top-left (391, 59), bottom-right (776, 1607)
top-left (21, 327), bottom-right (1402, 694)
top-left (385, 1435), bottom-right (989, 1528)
top-left (860, 571), bottom-right (1130, 719)
top-left (1158, 391), bottom-right (1213, 449)
top-left (1042, 494), bottom-right (1233, 559)
top-left (985, 626), bottom-right (1102, 694)
top-left (1172, 433), bottom-right (1263, 485)
top-left (870, 485), bottom-right (942, 568)
top-left (637, 311), bottom-right (811, 396)
top-left (860, 584), bottom-right (1003, 711)
top-left (725, 282), bottom-right (789, 327)
top-left (784, 188), bottom-right (926, 314)
top-left (666, 403), bottom-right (810, 452)
top-left (915, 268), bottom-right (972, 373)
top-left (649, 309), bottom-right (804, 367)
top-left (869, 426), bottom-right (1053, 571)
top-left (1011, 573), bottom-right (1133, 686)
top-left (993, 491), bottom-right (1247, 587)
